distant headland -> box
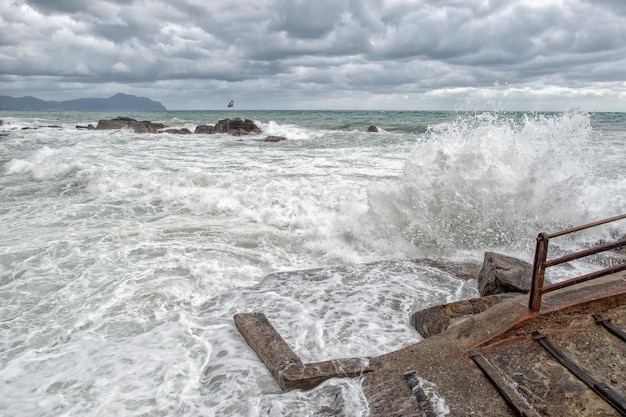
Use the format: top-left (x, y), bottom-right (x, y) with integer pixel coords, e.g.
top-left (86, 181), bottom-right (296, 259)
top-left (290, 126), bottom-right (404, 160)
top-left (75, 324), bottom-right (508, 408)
top-left (0, 93), bottom-right (166, 111)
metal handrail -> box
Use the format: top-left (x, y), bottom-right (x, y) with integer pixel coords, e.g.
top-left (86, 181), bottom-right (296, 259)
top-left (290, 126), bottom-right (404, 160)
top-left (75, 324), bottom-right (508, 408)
top-left (528, 213), bottom-right (626, 312)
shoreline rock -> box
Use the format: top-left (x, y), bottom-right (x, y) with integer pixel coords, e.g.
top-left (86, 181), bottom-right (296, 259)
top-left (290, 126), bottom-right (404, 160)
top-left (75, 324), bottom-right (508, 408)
top-left (262, 136), bottom-right (287, 142)
top-left (93, 116), bottom-right (263, 137)
top-left (95, 116), bottom-right (166, 133)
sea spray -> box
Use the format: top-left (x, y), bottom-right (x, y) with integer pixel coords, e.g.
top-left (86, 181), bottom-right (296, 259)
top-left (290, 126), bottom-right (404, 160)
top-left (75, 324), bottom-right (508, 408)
top-left (351, 111), bottom-right (612, 260)
top-left (1, 110), bottom-right (624, 416)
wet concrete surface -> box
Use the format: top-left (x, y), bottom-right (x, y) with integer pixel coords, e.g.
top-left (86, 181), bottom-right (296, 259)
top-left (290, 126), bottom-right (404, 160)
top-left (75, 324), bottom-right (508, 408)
top-left (236, 271), bottom-right (626, 416)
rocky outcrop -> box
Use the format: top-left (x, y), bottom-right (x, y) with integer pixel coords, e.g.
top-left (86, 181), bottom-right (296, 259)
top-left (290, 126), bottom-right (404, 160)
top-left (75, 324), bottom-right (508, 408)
top-left (477, 252), bottom-right (532, 296)
top-left (163, 128), bottom-right (192, 135)
top-left (195, 118), bottom-right (261, 136)
top-left (262, 136), bottom-right (287, 142)
top-left (194, 124), bottom-right (217, 134)
top-left (95, 117), bottom-right (166, 133)
top-left (193, 119), bottom-right (261, 136)
top-left (367, 125), bottom-right (380, 132)
top-left (86, 116), bottom-right (263, 137)
top-left (213, 118), bottom-right (261, 135)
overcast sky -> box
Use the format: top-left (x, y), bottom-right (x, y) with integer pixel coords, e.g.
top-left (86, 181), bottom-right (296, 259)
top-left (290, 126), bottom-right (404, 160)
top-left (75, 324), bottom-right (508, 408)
top-left (2, 0), bottom-right (626, 111)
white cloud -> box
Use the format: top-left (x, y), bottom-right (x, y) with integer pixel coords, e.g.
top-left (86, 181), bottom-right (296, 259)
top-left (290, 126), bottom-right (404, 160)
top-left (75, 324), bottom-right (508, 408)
top-left (1, 0), bottom-right (625, 110)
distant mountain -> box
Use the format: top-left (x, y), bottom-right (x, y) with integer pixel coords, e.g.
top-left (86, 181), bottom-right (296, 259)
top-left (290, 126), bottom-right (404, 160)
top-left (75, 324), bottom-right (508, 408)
top-left (0, 93), bottom-right (167, 111)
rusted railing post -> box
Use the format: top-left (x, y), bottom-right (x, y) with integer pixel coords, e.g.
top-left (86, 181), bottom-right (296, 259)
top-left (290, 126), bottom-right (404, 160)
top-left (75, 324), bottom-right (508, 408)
top-left (528, 232), bottom-right (549, 312)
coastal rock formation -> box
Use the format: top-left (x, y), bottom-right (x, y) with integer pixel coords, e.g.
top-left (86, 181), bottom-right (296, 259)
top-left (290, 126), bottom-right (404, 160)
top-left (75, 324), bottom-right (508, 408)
top-left (163, 128), bottom-right (192, 135)
top-left (367, 125), bottom-right (380, 132)
top-left (262, 136), bottom-right (287, 142)
top-left (95, 117), bottom-right (166, 133)
top-left (194, 124), bottom-right (217, 134)
top-left (478, 252), bottom-right (532, 296)
top-left (214, 118), bottom-right (261, 135)
top-left (195, 118), bottom-right (261, 136)
top-left (87, 116), bottom-right (263, 136)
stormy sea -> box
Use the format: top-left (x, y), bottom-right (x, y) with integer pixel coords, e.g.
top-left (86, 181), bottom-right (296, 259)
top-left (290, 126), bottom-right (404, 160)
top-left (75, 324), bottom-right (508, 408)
top-left (1, 110), bottom-right (624, 416)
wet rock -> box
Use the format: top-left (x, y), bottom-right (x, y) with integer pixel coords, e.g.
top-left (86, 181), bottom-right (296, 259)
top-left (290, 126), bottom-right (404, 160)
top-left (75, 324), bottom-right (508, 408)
top-left (477, 252), bottom-right (532, 296)
top-left (95, 116), bottom-right (166, 133)
top-left (76, 124), bottom-right (95, 130)
top-left (262, 136), bottom-right (287, 142)
top-left (213, 118), bottom-right (261, 135)
top-left (195, 124), bottom-right (216, 134)
top-left (367, 125), bottom-right (380, 132)
top-left (195, 118), bottom-right (261, 136)
top-left (411, 293), bottom-right (519, 338)
top-left (162, 128), bottom-right (192, 135)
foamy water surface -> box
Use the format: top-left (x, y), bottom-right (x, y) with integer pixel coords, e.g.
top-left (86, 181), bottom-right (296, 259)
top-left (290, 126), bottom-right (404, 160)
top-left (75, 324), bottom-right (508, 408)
top-left (0, 110), bottom-right (624, 416)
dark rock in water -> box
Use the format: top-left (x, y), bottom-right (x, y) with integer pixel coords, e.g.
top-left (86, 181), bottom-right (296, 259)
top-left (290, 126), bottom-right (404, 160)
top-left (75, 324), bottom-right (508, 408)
top-left (262, 136), bottom-right (287, 142)
top-left (195, 124), bottom-right (216, 134)
top-left (163, 128), bottom-right (192, 135)
top-left (195, 118), bottom-right (261, 136)
top-left (76, 124), bottom-right (95, 130)
top-left (95, 116), bottom-right (167, 133)
top-left (367, 125), bottom-right (380, 133)
top-left (214, 118), bottom-right (261, 135)
top-left (478, 252), bottom-right (532, 296)
top-left (0, 119), bottom-right (3, 126)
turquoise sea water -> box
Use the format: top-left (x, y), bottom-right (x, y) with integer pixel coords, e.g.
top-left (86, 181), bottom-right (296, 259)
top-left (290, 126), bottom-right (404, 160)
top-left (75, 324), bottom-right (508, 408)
top-left (0, 110), bottom-right (625, 416)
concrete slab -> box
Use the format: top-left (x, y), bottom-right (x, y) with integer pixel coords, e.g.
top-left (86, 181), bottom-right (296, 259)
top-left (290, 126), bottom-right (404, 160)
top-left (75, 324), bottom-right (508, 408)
top-left (235, 271), bottom-right (626, 416)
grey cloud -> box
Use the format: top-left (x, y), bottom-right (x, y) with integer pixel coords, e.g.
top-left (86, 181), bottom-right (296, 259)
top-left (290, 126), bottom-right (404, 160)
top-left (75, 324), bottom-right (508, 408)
top-left (1, 0), bottom-right (626, 110)
top-left (269, 0), bottom-right (349, 39)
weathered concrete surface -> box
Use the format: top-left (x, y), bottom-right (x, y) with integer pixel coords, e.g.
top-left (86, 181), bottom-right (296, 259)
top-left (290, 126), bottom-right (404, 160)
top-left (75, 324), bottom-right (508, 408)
top-left (411, 293), bottom-right (519, 338)
top-left (236, 271), bottom-right (626, 416)
top-left (410, 258), bottom-right (483, 281)
top-left (364, 271), bottom-right (626, 416)
top-left (477, 251), bottom-right (533, 296)
top-left (234, 312), bottom-right (371, 391)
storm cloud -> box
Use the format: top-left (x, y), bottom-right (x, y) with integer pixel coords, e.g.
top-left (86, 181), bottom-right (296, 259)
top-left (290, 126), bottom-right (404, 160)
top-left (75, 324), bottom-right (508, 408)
top-left (1, 0), bottom-right (625, 110)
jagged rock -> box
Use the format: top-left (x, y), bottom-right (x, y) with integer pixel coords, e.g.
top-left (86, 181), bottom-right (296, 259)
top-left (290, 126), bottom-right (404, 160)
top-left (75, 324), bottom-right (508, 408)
top-left (95, 116), bottom-right (166, 133)
top-left (262, 136), bottom-right (287, 142)
top-left (194, 118), bottom-right (261, 136)
top-left (195, 124), bottom-right (216, 134)
top-left (367, 125), bottom-right (380, 132)
top-left (213, 118), bottom-right (261, 135)
top-left (477, 252), bottom-right (532, 296)
top-left (162, 128), bottom-right (192, 135)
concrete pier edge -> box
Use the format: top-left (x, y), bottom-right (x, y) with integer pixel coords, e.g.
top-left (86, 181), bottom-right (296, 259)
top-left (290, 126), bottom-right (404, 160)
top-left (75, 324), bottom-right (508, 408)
top-left (234, 271), bottom-right (626, 416)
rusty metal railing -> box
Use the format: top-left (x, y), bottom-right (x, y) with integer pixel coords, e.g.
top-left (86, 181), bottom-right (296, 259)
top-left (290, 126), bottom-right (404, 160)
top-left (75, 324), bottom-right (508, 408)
top-left (528, 213), bottom-right (626, 312)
